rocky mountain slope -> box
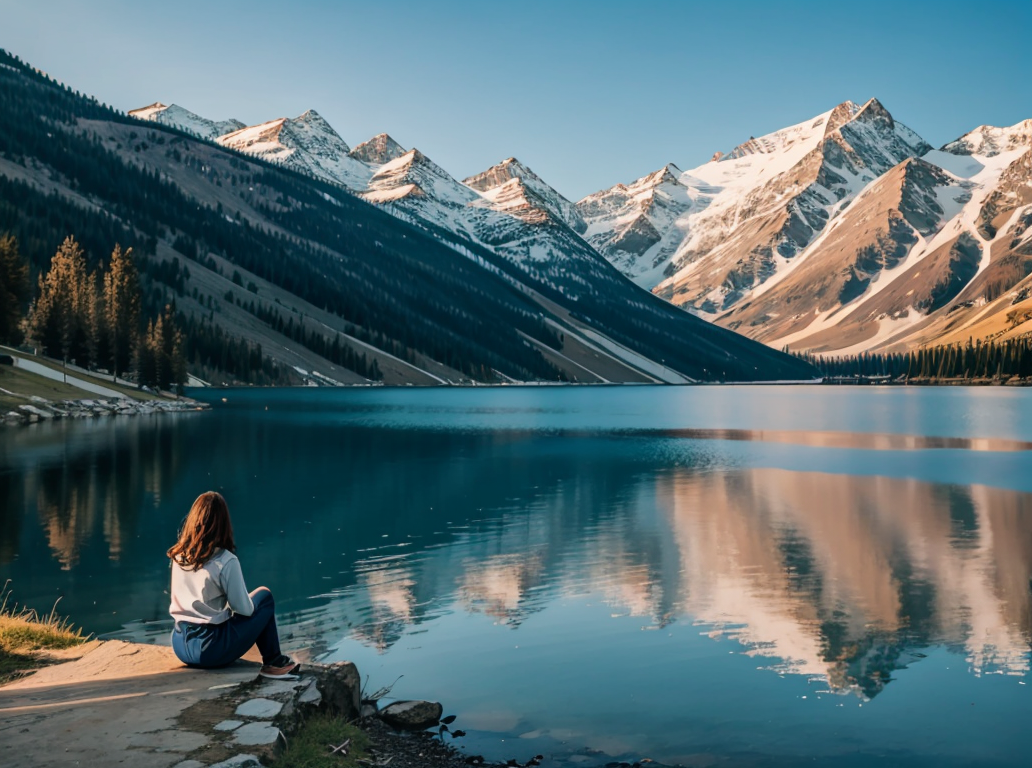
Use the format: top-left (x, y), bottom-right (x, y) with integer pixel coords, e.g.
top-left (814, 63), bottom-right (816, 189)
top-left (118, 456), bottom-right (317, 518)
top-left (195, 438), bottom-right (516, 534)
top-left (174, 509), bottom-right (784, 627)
top-left (578, 163), bottom-right (696, 287)
top-left (583, 99), bottom-right (930, 309)
top-left (579, 102), bottom-right (1031, 354)
top-left (216, 109), bottom-right (373, 189)
top-left (720, 119), bottom-right (1032, 353)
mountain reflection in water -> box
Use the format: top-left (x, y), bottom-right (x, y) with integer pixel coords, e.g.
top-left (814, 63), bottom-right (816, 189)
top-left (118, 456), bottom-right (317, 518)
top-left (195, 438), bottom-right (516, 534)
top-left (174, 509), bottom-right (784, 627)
top-left (304, 469), bottom-right (1031, 700)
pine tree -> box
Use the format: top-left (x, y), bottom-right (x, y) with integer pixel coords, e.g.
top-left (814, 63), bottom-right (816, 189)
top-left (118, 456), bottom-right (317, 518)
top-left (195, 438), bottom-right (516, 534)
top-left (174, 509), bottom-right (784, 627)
top-left (26, 236), bottom-right (94, 363)
top-left (136, 319), bottom-right (157, 387)
top-left (86, 274), bottom-right (105, 367)
top-left (102, 245), bottom-right (141, 379)
top-left (171, 322), bottom-right (187, 393)
top-left (0, 232), bottom-right (30, 343)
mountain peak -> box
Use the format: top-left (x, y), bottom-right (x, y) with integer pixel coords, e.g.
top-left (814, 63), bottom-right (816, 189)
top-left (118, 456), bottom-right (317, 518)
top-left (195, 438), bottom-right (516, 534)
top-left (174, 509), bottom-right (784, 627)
top-left (851, 97), bottom-right (895, 129)
top-left (292, 109), bottom-right (332, 128)
top-left (382, 148), bottom-right (452, 180)
top-left (129, 102), bottom-right (245, 140)
top-left (464, 157), bottom-right (586, 232)
top-left (350, 133), bottom-right (406, 165)
top-left (279, 109), bottom-right (350, 153)
top-left (722, 102), bottom-right (858, 161)
top-left (215, 110), bottom-right (374, 190)
top-left (826, 100), bottom-right (862, 132)
top-left (130, 101), bottom-right (168, 117)
top-left (463, 157), bottom-right (538, 192)
top-left (642, 163), bottom-right (683, 187)
top-left (942, 119), bottom-right (1032, 157)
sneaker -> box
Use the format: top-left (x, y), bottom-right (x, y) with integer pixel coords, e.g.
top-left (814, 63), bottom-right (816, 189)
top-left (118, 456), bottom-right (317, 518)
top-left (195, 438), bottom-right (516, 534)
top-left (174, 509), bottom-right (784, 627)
top-left (259, 656), bottom-right (300, 679)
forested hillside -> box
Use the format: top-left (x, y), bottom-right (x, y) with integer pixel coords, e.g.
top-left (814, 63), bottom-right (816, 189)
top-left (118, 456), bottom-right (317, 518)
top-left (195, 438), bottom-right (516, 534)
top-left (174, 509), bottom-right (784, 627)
top-left (0, 49), bottom-right (817, 385)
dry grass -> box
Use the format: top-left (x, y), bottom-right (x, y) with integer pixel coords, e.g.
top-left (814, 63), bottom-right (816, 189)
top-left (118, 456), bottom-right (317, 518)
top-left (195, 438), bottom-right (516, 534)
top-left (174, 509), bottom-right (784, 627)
top-left (0, 581), bottom-right (88, 684)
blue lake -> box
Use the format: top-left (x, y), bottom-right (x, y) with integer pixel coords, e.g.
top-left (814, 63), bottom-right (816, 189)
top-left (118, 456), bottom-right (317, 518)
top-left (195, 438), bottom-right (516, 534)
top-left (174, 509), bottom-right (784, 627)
top-left (2, 385), bottom-right (1031, 766)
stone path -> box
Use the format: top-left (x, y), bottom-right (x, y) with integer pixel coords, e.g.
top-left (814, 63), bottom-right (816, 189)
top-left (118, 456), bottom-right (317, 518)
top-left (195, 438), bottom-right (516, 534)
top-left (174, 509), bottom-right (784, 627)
top-left (0, 640), bottom-right (317, 768)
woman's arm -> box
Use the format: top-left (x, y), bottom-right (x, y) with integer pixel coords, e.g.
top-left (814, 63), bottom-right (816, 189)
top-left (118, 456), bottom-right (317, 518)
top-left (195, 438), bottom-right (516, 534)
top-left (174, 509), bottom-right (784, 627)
top-left (221, 556), bottom-right (255, 616)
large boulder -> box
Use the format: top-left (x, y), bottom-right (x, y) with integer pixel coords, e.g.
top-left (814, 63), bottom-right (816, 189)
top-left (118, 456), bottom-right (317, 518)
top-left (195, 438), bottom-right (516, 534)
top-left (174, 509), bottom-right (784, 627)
top-left (379, 700), bottom-right (443, 731)
top-left (312, 662), bottom-right (360, 720)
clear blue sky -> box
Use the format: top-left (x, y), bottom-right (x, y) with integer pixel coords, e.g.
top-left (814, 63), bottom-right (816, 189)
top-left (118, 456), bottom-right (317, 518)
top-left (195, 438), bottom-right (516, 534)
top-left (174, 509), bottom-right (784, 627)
top-left (2, 0), bottom-right (1029, 199)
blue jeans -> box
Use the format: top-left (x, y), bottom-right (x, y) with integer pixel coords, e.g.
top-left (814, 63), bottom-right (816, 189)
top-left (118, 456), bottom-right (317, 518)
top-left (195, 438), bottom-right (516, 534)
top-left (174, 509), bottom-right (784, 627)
top-left (171, 587), bottom-right (282, 667)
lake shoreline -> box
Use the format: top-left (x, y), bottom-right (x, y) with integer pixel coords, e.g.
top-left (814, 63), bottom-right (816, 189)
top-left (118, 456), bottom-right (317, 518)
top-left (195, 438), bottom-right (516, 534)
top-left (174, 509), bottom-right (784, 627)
top-left (0, 639), bottom-right (531, 768)
top-left (186, 376), bottom-right (1032, 395)
top-left (1, 395), bottom-right (210, 427)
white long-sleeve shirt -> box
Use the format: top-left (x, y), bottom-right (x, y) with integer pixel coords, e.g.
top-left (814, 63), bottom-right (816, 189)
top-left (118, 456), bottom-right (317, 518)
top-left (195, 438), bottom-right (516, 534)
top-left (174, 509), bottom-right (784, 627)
top-left (169, 548), bottom-right (254, 625)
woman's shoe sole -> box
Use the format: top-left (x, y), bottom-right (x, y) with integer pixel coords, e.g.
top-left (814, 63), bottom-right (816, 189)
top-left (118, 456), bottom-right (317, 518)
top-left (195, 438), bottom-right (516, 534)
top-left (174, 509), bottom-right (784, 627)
top-left (259, 663), bottom-right (301, 679)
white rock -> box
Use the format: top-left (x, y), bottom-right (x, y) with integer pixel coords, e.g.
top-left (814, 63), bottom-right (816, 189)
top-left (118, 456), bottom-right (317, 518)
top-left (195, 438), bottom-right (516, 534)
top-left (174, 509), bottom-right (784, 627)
top-left (214, 719), bottom-right (245, 731)
top-left (298, 681), bottom-right (323, 706)
top-left (259, 679), bottom-right (302, 696)
top-left (235, 698), bottom-right (283, 718)
top-left (233, 722), bottom-right (280, 746)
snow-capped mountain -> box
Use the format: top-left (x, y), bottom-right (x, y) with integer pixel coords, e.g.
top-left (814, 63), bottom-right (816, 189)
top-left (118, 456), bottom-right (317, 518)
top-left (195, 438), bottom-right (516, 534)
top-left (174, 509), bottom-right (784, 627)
top-left (132, 101), bottom-right (618, 299)
top-left (129, 98), bottom-right (811, 382)
top-left (579, 100), bottom-right (931, 301)
top-left (127, 102), bottom-right (244, 140)
top-left (719, 118), bottom-right (1032, 353)
top-left (643, 99), bottom-right (930, 312)
top-left (216, 110), bottom-right (373, 189)
top-left (358, 147), bottom-right (627, 303)
top-left (127, 93), bottom-right (1031, 358)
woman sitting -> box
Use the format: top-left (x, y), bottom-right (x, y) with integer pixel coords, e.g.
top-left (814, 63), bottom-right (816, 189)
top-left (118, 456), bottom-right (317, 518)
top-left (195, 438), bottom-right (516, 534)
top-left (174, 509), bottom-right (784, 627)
top-left (168, 491), bottom-right (299, 679)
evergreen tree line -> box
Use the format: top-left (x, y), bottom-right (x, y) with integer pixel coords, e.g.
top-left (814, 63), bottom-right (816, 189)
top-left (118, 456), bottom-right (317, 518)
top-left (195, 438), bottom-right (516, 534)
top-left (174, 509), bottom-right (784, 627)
top-left (177, 313), bottom-right (286, 386)
top-left (796, 336), bottom-right (1032, 381)
top-left (6, 232), bottom-right (188, 391)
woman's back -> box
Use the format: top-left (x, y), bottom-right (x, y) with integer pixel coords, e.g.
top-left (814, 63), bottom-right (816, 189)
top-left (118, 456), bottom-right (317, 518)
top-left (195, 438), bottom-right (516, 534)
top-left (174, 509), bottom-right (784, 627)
top-left (170, 548), bottom-right (253, 624)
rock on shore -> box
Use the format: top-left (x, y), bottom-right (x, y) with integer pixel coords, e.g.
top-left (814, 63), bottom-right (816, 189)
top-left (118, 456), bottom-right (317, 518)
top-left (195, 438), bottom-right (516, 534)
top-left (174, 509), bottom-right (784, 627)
top-left (3, 396), bottom-right (208, 426)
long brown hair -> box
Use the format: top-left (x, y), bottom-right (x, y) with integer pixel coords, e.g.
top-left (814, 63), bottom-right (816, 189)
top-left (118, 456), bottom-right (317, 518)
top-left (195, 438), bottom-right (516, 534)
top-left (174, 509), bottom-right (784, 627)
top-left (167, 491), bottom-right (236, 570)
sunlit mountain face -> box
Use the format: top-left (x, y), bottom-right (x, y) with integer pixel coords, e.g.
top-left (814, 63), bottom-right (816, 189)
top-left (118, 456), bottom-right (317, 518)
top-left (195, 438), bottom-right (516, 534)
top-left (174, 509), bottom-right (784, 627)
top-left (3, 387), bottom-right (1030, 765)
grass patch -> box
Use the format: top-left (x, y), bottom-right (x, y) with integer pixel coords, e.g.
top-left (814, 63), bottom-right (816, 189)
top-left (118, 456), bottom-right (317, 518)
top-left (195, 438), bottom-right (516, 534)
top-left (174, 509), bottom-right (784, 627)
top-left (0, 581), bottom-right (87, 684)
top-left (272, 714), bottom-right (370, 768)
top-left (0, 364), bottom-right (89, 410)
top-left (0, 345), bottom-right (169, 403)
